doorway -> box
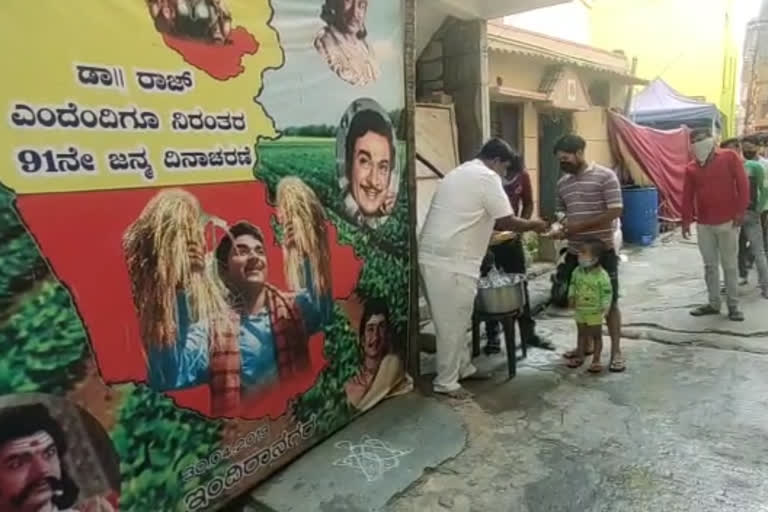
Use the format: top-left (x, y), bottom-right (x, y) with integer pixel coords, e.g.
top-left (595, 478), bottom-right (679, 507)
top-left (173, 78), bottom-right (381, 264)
top-left (490, 102), bottom-right (522, 151)
top-left (538, 110), bottom-right (572, 219)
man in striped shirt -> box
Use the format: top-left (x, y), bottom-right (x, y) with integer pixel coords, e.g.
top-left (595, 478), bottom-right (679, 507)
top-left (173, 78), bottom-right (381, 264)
top-left (552, 135), bottom-right (625, 372)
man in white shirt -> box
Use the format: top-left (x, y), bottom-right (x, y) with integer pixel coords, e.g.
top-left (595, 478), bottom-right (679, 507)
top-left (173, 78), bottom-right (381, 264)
top-left (419, 138), bottom-right (548, 399)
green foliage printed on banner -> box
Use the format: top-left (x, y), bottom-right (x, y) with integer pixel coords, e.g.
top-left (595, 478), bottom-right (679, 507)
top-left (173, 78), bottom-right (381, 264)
top-left (112, 385), bottom-right (222, 512)
top-left (0, 187), bottom-right (88, 394)
top-left (0, 281), bottom-right (88, 394)
top-left (292, 304), bottom-right (360, 434)
top-left (0, 188), bottom-right (224, 512)
top-left (257, 137), bottom-right (409, 436)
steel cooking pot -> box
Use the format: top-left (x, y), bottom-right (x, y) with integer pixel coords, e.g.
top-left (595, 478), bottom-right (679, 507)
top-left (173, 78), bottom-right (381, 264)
top-left (476, 273), bottom-right (526, 314)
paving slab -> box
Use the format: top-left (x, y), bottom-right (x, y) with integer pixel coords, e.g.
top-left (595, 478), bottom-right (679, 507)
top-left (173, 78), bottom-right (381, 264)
top-left (244, 393), bottom-right (466, 512)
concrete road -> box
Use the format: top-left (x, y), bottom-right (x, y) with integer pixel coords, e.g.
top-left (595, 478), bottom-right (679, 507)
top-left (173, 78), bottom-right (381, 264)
top-left (389, 235), bottom-right (768, 512)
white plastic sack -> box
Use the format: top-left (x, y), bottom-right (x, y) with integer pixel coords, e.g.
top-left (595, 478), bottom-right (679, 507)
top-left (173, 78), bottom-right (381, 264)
top-left (613, 218), bottom-right (623, 252)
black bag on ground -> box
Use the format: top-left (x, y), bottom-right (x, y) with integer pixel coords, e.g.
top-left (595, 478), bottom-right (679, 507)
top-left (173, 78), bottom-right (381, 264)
top-left (549, 248), bottom-right (571, 308)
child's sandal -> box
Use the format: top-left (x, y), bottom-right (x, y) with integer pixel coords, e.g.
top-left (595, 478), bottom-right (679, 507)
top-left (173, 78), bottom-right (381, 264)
top-left (566, 357), bottom-right (585, 369)
top-left (564, 349), bottom-right (594, 359)
top-left (587, 362), bottom-right (604, 374)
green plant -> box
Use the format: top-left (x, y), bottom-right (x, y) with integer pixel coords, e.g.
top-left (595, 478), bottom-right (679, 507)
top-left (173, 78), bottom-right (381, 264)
top-left (111, 384), bottom-right (222, 512)
top-left (523, 232), bottom-right (539, 267)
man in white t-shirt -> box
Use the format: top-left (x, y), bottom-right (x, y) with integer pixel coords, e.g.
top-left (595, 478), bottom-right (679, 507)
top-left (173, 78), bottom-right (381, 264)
top-left (419, 138), bottom-right (548, 399)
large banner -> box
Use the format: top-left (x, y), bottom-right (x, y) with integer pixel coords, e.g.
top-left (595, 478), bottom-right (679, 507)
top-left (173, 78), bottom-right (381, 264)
top-left (0, 1), bottom-right (409, 510)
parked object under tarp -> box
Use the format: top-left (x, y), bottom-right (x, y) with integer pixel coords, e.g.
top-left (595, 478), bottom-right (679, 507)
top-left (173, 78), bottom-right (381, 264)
top-left (630, 78), bottom-right (723, 133)
top-left (608, 111), bottom-right (690, 222)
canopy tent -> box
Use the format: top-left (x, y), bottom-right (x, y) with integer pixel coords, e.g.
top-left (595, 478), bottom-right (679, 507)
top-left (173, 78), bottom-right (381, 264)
top-left (629, 78), bottom-right (723, 133)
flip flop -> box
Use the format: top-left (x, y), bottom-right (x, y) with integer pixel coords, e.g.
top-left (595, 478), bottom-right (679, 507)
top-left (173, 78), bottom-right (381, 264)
top-left (609, 359), bottom-right (626, 373)
top-left (587, 362), bottom-right (604, 374)
top-left (436, 387), bottom-right (474, 400)
top-left (564, 350), bottom-right (594, 359)
top-left (566, 357), bottom-right (585, 369)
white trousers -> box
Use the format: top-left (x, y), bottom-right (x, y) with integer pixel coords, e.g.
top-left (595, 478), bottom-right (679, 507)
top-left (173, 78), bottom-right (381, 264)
top-left (697, 222), bottom-right (740, 310)
top-left (419, 263), bottom-right (478, 393)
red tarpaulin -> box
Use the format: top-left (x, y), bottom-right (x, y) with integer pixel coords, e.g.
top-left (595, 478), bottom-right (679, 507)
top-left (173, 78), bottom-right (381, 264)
top-left (608, 111), bottom-right (690, 222)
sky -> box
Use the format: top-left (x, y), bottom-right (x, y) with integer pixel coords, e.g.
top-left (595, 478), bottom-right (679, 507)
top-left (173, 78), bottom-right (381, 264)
top-left (504, 0), bottom-right (763, 110)
top-left (504, 1), bottom-right (590, 44)
top-left (505, 0), bottom-right (762, 53)
top-left (259, 0), bottom-right (405, 129)
top-left (734, 0), bottom-right (764, 66)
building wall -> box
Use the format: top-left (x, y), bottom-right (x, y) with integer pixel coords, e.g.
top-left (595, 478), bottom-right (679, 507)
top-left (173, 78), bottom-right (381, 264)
top-left (416, 23), bottom-right (625, 217)
top-left (489, 52), bottom-right (547, 91)
top-left (488, 51), bottom-right (619, 215)
top-left (443, 19), bottom-right (489, 161)
top-left (416, 35), bottom-right (445, 98)
top-left (522, 101), bottom-right (540, 214)
top-left (488, 51), bottom-right (618, 157)
top-left (572, 107), bottom-right (612, 168)
top-left (589, 0), bottom-right (737, 135)
top-left (415, 18), bottom-right (490, 161)
top-left (741, 10), bottom-right (768, 132)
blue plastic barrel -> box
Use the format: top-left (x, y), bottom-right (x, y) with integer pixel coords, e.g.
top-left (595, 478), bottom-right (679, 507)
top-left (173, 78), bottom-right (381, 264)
top-left (621, 186), bottom-right (659, 246)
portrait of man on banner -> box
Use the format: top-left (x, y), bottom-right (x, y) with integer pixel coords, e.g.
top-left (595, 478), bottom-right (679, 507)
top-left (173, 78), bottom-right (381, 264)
top-left (0, 403), bottom-right (118, 512)
top-left (124, 181), bottom-right (333, 418)
top-left (344, 299), bottom-right (406, 412)
top-left (314, 0), bottom-right (379, 86)
top-left (337, 98), bottom-right (399, 230)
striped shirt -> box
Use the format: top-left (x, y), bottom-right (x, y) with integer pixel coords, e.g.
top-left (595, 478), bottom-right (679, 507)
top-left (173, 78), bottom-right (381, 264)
top-left (556, 163), bottom-right (623, 251)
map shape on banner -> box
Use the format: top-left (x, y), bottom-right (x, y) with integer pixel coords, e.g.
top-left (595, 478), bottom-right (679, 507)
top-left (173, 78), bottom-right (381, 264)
top-left (0, 0), bottom-right (409, 510)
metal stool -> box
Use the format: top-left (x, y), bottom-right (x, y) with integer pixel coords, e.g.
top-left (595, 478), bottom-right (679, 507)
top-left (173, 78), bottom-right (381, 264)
top-left (471, 309), bottom-right (524, 379)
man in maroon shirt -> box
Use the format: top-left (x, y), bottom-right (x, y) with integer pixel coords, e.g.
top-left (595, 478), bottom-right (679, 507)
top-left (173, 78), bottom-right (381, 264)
top-left (481, 153), bottom-right (554, 354)
top-left (683, 128), bottom-right (750, 321)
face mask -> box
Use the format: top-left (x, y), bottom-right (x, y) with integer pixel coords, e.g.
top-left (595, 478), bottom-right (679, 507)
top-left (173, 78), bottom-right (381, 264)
top-left (560, 161), bottom-right (580, 174)
top-left (578, 257), bottom-right (597, 268)
top-left (744, 151), bottom-right (757, 160)
top-left (693, 138), bottom-right (714, 163)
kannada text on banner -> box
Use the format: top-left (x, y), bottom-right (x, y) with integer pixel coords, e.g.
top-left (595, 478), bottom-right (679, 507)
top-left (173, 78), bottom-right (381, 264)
top-left (0, 1), bottom-right (282, 194)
